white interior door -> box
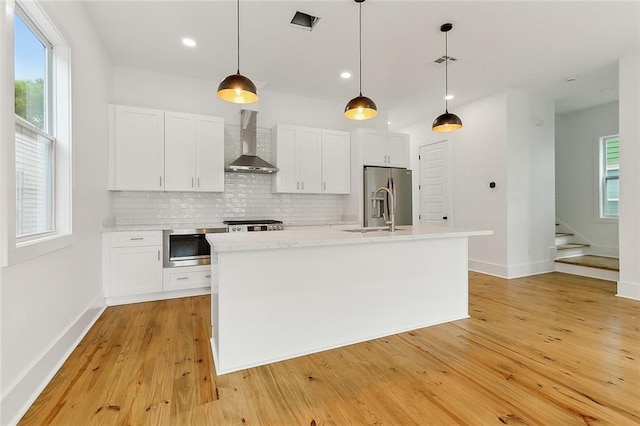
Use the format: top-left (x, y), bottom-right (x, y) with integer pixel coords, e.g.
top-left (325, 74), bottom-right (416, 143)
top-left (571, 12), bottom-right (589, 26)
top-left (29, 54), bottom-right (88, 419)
top-left (419, 140), bottom-right (452, 226)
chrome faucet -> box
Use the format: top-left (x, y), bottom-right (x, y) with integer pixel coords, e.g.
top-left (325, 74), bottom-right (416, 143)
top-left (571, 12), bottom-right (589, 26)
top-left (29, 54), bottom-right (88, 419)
top-left (372, 186), bottom-right (395, 232)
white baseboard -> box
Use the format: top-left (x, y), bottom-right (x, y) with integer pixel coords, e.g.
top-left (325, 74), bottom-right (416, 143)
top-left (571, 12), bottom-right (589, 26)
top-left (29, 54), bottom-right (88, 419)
top-left (506, 260), bottom-right (555, 279)
top-left (468, 259), bottom-right (554, 279)
top-left (105, 287), bottom-right (210, 306)
top-left (1, 296), bottom-right (106, 426)
top-left (617, 280), bottom-right (640, 301)
top-left (468, 259), bottom-right (508, 278)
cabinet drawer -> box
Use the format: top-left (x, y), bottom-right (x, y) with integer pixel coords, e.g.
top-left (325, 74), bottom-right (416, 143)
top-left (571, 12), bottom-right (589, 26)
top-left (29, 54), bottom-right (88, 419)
top-left (111, 231), bottom-right (162, 247)
top-left (163, 266), bottom-right (212, 291)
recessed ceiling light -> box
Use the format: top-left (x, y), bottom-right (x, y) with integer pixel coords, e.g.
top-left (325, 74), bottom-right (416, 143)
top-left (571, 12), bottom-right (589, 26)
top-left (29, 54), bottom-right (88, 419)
top-left (340, 72), bottom-right (352, 79)
top-left (182, 38), bottom-right (196, 47)
top-left (564, 76), bottom-right (577, 83)
top-left (445, 94), bottom-right (454, 100)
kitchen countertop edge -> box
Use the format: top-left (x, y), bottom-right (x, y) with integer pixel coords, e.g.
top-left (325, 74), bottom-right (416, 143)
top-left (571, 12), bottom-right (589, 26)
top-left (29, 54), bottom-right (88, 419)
top-left (206, 225), bottom-right (492, 252)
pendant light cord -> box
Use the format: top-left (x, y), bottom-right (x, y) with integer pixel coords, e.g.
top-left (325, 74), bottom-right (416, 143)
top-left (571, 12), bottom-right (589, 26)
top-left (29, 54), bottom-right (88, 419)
top-left (358, 1), bottom-right (363, 96)
top-left (236, 0), bottom-right (240, 74)
top-left (444, 30), bottom-right (449, 112)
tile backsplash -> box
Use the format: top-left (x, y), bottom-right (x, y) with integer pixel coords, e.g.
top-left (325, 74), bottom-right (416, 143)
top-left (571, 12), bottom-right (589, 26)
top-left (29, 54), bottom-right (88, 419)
top-left (112, 125), bottom-right (345, 225)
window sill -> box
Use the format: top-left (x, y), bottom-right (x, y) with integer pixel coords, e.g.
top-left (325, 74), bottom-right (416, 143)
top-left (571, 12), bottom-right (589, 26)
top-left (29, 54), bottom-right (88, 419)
top-left (595, 217), bottom-right (619, 224)
top-left (6, 232), bottom-right (74, 266)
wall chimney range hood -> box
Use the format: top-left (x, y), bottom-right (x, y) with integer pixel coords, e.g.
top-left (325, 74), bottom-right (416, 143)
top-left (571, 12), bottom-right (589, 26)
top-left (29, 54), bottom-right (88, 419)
top-left (226, 109), bottom-right (278, 174)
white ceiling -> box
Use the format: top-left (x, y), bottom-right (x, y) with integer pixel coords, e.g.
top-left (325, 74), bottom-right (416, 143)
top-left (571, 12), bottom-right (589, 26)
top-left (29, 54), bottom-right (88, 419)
top-left (83, 1), bottom-right (639, 126)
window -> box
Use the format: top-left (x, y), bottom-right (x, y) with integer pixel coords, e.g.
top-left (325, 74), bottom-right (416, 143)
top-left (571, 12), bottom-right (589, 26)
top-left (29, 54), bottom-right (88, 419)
top-left (3, 0), bottom-right (72, 265)
top-left (599, 134), bottom-right (619, 219)
top-left (14, 7), bottom-right (54, 238)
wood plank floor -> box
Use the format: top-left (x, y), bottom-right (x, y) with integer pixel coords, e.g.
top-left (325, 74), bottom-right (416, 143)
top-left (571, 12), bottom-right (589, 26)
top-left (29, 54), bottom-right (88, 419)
top-left (20, 272), bottom-right (640, 425)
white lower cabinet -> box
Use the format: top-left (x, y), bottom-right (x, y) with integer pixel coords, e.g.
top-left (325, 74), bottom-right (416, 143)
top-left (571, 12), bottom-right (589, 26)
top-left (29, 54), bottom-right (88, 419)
top-left (106, 231), bottom-right (163, 298)
top-left (163, 265), bottom-right (212, 291)
top-left (104, 231), bottom-right (211, 304)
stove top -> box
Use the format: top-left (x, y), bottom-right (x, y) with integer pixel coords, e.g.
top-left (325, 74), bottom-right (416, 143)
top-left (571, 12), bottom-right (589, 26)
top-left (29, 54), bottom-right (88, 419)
top-left (223, 219), bottom-right (285, 233)
top-left (223, 219), bottom-right (283, 225)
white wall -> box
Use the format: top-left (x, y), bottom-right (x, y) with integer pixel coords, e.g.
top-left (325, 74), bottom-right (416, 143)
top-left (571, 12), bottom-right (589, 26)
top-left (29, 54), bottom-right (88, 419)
top-left (450, 92), bottom-right (510, 276)
top-left (396, 89), bottom-right (556, 278)
top-left (555, 102), bottom-right (619, 256)
top-left (618, 52), bottom-right (640, 300)
top-left (0, 2), bottom-right (111, 424)
top-left (111, 66), bottom-right (389, 132)
top-left (506, 91), bottom-right (556, 276)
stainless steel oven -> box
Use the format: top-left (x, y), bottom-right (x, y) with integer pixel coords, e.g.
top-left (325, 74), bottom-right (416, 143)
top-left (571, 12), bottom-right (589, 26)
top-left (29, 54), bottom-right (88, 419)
top-left (163, 228), bottom-right (226, 268)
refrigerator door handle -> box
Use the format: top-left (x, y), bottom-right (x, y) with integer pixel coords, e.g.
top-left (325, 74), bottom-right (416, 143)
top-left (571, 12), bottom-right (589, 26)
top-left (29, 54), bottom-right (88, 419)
top-left (389, 177), bottom-right (397, 214)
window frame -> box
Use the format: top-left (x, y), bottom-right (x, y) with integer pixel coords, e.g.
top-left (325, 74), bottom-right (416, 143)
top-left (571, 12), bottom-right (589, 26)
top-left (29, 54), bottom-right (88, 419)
top-left (597, 133), bottom-right (619, 222)
top-left (2, 0), bottom-right (73, 266)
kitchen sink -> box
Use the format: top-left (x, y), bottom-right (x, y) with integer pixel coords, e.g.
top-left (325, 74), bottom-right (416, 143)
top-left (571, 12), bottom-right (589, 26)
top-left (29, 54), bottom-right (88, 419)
top-left (343, 227), bottom-right (404, 233)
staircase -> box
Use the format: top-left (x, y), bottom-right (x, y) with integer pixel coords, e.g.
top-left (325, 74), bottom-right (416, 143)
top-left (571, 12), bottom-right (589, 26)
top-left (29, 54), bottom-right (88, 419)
top-left (554, 223), bottom-right (591, 257)
top-left (554, 222), bottom-right (619, 281)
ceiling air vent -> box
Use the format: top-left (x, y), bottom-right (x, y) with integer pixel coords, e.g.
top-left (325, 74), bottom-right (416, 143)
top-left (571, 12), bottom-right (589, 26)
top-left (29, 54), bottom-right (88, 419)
top-left (434, 55), bottom-right (458, 64)
top-left (290, 11), bottom-right (320, 31)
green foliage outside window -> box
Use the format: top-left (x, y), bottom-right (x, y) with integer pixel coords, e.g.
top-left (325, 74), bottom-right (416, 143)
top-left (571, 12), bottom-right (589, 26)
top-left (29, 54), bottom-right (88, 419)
top-left (15, 78), bottom-right (45, 130)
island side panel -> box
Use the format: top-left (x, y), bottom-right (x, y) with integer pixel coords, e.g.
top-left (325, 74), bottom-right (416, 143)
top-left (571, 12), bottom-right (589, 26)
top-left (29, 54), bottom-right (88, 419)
top-left (214, 236), bottom-right (469, 374)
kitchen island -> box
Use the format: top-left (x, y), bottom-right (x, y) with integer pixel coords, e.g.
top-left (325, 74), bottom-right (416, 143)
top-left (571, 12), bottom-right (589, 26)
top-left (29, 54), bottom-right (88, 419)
top-left (206, 225), bottom-right (491, 375)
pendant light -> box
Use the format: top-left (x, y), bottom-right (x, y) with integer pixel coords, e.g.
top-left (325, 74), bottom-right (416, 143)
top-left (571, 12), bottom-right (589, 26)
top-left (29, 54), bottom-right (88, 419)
top-left (344, 0), bottom-right (377, 120)
top-left (432, 23), bottom-right (462, 132)
top-left (217, 0), bottom-right (258, 104)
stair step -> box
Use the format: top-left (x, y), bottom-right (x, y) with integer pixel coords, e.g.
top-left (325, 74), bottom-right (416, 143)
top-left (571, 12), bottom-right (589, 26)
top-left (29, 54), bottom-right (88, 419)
top-left (556, 243), bottom-right (590, 250)
top-left (555, 232), bottom-right (574, 237)
top-left (555, 255), bottom-right (619, 271)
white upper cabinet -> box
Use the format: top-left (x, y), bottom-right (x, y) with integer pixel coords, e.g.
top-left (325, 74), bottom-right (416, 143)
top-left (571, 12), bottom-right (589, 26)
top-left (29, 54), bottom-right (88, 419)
top-left (272, 124), bottom-right (322, 193)
top-left (164, 112), bottom-right (196, 191)
top-left (164, 112), bottom-right (224, 192)
top-left (109, 105), bottom-right (165, 191)
top-left (194, 115), bottom-right (225, 192)
top-left (321, 129), bottom-right (351, 194)
top-left (358, 128), bottom-right (410, 168)
top-left (109, 105), bottom-right (224, 192)
top-left (385, 132), bottom-right (410, 168)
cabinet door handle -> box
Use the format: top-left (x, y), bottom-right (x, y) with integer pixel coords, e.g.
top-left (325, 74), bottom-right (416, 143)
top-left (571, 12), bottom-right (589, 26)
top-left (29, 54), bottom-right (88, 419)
top-left (159, 176), bottom-right (162, 187)
top-left (157, 250), bottom-right (160, 261)
top-left (323, 182), bottom-right (326, 191)
top-left (130, 237), bottom-right (144, 241)
top-left (197, 177), bottom-right (200, 187)
top-left (177, 276), bottom-right (189, 281)
top-left (296, 181), bottom-right (300, 190)
top-left (301, 181), bottom-right (304, 190)
top-left (192, 177), bottom-right (194, 187)
top-left (205, 275), bottom-right (211, 279)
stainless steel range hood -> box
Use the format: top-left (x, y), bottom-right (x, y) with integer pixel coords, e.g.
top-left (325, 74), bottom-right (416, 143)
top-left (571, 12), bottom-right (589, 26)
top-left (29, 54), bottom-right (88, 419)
top-left (226, 110), bottom-right (278, 174)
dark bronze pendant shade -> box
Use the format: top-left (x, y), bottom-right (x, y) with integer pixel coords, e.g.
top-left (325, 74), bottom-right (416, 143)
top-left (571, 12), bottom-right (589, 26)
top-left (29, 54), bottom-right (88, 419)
top-left (344, 0), bottom-right (377, 120)
top-left (344, 93), bottom-right (377, 120)
top-left (432, 110), bottom-right (463, 132)
top-left (432, 23), bottom-right (462, 132)
top-left (217, 0), bottom-right (258, 104)
top-left (217, 72), bottom-right (258, 104)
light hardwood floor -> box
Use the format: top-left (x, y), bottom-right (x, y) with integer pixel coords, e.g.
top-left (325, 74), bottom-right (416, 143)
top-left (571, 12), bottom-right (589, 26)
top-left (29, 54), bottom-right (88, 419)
top-left (20, 272), bottom-right (639, 425)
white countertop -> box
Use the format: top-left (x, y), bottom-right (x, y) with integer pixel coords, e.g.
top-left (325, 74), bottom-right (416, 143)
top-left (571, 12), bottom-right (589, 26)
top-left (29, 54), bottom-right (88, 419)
top-left (103, 222), bottom-right (227, 232)
top-left (206, 225), bottom-right (492, 252)
top-left (103, 220), bottom-right (359, 233)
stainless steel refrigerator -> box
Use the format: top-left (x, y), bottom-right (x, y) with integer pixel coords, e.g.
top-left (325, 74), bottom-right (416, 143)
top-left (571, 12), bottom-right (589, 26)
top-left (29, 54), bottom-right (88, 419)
top-left (363, 167), bottom-right (413, 227)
